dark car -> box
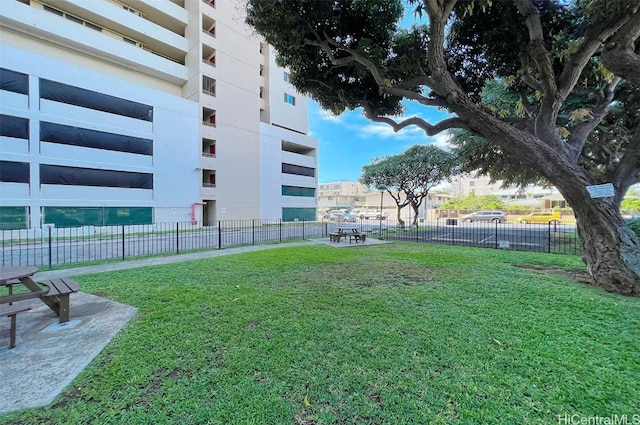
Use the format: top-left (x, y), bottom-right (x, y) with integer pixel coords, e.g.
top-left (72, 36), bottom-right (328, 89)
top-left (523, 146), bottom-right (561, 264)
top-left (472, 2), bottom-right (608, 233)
top-left (462, 210), bottom-right (507, 223)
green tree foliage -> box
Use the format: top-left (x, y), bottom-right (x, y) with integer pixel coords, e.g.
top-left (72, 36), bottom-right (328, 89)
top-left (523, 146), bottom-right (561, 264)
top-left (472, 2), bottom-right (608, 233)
top-left (245, 0), bottom-right (640, 294)
top-left (441, 194), bottom-right (504, 210)
top-left (621, 199), bottom-right (640, 210)
top-left (360, 145), bottom-right (458, 226)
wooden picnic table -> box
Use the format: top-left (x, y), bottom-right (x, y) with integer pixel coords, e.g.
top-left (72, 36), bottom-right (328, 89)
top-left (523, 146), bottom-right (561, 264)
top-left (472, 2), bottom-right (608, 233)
top-left (329, 225), bottom-right (367, 243)
top-left (0, 267), bottom-right (46, 303)
top-left (0, 267), bottom-right (79, 322)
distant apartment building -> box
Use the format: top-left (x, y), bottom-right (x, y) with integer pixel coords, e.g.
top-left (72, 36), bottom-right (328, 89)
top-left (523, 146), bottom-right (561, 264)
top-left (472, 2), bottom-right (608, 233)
top-left (317, 181), bottom-right (369, 212)
top-left (450, 174), bottom-right (561, 207)
top-left (0, 0), bottom-right (317, 229)
top-left (450, 174), bottom-right (502, 197)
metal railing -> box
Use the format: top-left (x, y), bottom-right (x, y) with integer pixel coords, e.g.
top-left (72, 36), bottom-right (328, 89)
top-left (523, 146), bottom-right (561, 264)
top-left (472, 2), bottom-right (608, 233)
top-left (361, 217), bottom-right (582, 255)
top-left (0, 220), bottom-right (322, 269)
top-left (0, 217), bottom-right (585, 269)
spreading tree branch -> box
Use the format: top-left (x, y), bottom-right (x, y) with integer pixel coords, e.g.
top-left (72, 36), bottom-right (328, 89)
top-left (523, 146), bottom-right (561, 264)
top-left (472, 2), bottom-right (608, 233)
top-left (566, 77), bottom-right (621, 161)
top-left (614, 130), bottom-right (640, 201)
top-left (602, 8), bottom-right (640, 86)
top-left (304, 38), bottom-right (444, 107)
top-left (362, 103), bottom-right (469, 136)
top-left (557, 8), bottom-right (634, 103)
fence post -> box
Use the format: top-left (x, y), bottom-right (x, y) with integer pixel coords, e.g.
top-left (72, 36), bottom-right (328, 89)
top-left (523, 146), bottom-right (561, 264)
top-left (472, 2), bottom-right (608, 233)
top-left (218, 220), bottom-right (222, 249)
top-left (252, 219), bottom-right (255, 245)
top-left (495, 220), bottom-right (499, 249)
top-left (548, 222), bottom-right (552, 253)
top-left (450, 224), bottom-right (455, 245)
top-left (279, 219), bottom-right (282, 243)
top-left (176, 222), bottom-right (180, 254)
top-left (122, 225), bottom-right (125, 261)
top-left (48, 226), bottom-right (52, 270)
top-left (302, 219), bottom-right (305, 240)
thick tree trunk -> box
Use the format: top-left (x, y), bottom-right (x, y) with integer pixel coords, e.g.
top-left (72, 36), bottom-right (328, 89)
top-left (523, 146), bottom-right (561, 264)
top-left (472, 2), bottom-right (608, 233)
top-left (559, 185), bottom-right (640, 296)
top-left (395, 207), bottom-right (405, 228)
top-left (411, 203), bottom-right (420, 226)
top-left (458, 108), bottom-right (640, 296)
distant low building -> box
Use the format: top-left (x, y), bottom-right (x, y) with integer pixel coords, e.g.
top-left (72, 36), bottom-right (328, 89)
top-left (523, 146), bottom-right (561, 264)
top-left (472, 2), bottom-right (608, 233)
top-left (363, 190), bottom-right (451, 220)
top-left (317, 182), bottom-right (369, 212)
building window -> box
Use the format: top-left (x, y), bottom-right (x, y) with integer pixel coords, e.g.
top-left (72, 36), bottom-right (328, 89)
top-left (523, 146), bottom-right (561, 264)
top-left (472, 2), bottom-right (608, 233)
top-left (282, 186), bottom-right (315, 197)
top-left (284, 93), bottom-right (296, 105)
top-left (40, 165), bottom-right (153, 189)
top-left (203, 76), bottom-right (216, 96)
top-left (123, 5), bottom-right (143, 17)
top-left (203, 109), bottom-right (216, 127)
top-left (283, 72), bottom-right (291, 83)
top-left (40, 79), bottom-right (153, 121)
top-left (43, 5), bottom-right (102, 32)
top-left (0, 68), bottom-right (29, 95)
top-left (43, 5), bottom-right (63, 16)
top-left (282, 163), bottom-right (314, 177)
top-left (0, 161), bottom-right (29, 183)
top-left (203, 171), bottom-right (216, 187)
top-left (122, 36), bottom-right (143, 47)
top-left (203, 138), bottom-right (216, 157)
top-left (0, 115), bottom-right (29, 139)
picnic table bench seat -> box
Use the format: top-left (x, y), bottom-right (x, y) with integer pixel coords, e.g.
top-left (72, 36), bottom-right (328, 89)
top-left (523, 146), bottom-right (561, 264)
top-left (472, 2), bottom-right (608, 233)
top-left (39, 278), bottom-right (79, 323)
top-left (329, 232), bottom-right (366, 243)
top-left (0, 305), bottom-right (31, 349)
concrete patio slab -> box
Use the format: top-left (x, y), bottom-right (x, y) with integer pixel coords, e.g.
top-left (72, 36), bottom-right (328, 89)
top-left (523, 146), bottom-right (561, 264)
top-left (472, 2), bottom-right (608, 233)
top-left (0, 292), bottom-right (137, 415)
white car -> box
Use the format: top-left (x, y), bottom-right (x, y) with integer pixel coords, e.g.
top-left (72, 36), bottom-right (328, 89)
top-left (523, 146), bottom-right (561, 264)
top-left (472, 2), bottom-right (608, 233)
top-left (357, 209), bottom-right (387, 220)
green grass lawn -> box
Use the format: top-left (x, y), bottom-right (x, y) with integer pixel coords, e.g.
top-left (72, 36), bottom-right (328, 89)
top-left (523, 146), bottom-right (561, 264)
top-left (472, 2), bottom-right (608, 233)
top-left (2, 243), bottom-right (639, 424)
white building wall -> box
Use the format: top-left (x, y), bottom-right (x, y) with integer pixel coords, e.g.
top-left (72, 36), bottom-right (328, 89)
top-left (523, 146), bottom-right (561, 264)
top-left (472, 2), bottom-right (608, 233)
top-left (193, 0), bottom-right (263, 221)
top-left (0, 44), bottom-right (200, 226)
top-left (266, 46), bottom-right (309, 134)
top-left (259, 122), bottom-right (318, 219)
top-left (1, 0), bottom-right (318, 227)
top-left (1, 1), bottom-right (189, 86)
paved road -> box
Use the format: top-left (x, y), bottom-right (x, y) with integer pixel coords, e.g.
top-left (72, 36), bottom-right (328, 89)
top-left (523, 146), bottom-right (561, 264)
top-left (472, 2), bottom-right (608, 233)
top-left (386, 222), bottom-right (579, 254)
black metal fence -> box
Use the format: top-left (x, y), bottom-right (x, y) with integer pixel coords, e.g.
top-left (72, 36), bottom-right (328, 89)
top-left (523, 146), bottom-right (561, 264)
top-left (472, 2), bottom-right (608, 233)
top-left (368, 218), bottom-right (582, 255)
top-left (0, 217), bottom-right (583, 269)
top-left (0, 220), bottom-right (323, 269)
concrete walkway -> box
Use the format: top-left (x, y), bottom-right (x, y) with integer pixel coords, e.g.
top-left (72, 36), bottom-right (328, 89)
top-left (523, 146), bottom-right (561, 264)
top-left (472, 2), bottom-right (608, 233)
top-left (0, 237), bottom-right (389, 415)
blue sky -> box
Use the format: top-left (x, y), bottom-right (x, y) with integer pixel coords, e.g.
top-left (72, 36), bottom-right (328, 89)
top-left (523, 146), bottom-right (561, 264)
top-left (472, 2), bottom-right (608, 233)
top-left (307, 3), bottom-right (448, 184)
top-left (308, 96), bottom-right (453, 184)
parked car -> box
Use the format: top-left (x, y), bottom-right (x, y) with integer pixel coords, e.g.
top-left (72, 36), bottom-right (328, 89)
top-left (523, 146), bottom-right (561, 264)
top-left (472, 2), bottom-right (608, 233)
top-left (356, 209), bottom-right (387, 220)
top-left (326, 211), bottom-right (357, 222)
top-left (461, 210), bottom-right (507, 223)
top-left (322, 209), bottom-right (346, 220)
top-left (518, 211), bottom-right (562, 224)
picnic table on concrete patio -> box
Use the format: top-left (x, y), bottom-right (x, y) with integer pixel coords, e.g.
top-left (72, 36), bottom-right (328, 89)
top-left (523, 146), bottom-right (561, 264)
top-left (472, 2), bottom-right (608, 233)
top-left (329, 224), bottom-right (367, 243)
top-left (1, 266), bottom-right (80, 322)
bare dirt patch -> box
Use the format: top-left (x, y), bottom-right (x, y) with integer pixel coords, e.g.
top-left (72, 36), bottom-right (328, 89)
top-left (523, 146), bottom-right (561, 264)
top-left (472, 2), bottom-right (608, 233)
top-left (516, 264), bottom-right (594, 285)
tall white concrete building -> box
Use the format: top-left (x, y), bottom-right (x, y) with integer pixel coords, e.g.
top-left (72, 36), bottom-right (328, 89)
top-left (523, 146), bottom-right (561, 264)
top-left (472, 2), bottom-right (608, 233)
top-left (0, 0), bottom-right (317, 229)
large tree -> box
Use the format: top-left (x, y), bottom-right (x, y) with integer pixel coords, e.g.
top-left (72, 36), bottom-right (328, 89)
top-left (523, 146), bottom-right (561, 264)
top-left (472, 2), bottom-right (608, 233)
top-left (360, 144), bottom-right (458, 226)
top-left (246, 0), bottom-right (640, 295)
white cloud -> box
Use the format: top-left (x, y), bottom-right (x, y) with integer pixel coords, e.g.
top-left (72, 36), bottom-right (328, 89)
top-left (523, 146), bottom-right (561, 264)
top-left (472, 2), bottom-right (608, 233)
top-left (431, 133), bottom-right (454, 149)
top-left (318, 108), bottom-right (343, 122)
top-left (352, 122), bottom-right (425, 140)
